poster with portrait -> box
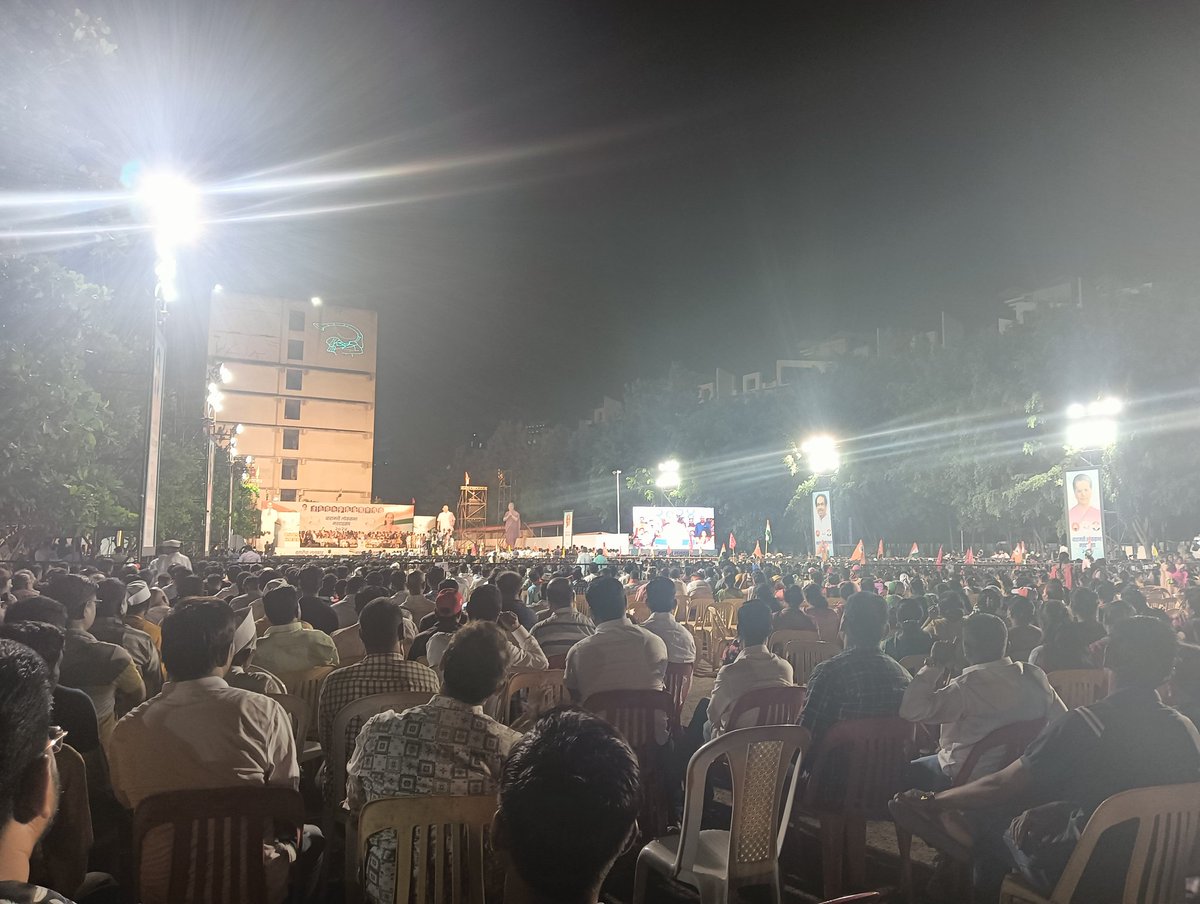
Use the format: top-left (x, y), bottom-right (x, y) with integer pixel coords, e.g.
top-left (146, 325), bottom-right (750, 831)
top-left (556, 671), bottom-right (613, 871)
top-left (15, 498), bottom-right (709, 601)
top-left (812, 490), bottom-right (834, 557)
top-left (298, 502), bottom-right (415, 550)
top-left (1065, 469), bottom-right (1105, 559)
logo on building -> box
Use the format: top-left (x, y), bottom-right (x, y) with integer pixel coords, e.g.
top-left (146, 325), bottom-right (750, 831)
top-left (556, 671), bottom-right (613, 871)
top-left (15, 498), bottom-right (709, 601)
top-left (315, 322), bottom-right (365, 356)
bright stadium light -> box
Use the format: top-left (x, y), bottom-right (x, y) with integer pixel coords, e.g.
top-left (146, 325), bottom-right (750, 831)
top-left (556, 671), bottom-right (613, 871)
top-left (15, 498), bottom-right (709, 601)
top-left (1065, 397), bottom-right (1122, 451)
top-left (219, 363), bottom-right (233, 384)
top-left (138, 172), bottom-right (203, 249)
top-left (235, 423), bottom-right (245, 435)
top-left (801, 434), bottom-right (841, 475)
top-left (656, 459), bottom-right (681, 489)
top-left (310, 295), bottom-right (323, 306)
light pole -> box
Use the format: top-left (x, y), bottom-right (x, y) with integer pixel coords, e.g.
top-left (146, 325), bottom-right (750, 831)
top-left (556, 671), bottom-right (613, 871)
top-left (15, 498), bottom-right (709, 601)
top-left (134, 171), bottom-right (202, 559)
top-left (612, 469), bottom-right (622, 534)
top-left (203, 361), bottom-right (242, 555)
top-left (228, 455), bottom-right (253, 550)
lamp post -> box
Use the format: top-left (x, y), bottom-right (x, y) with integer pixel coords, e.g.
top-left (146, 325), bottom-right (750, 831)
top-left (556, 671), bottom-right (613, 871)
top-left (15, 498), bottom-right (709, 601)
top-left (134, 172), bottom-right (202, 559)
top-left (612, 469), bottom-right (622, 534)
top-left (203, 361), bottom-right (242, 555)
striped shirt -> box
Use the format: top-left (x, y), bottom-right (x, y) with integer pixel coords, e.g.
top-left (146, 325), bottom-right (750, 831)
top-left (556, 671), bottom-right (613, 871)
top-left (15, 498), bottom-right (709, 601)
top-left (530, 608), bottom-right (596, 659)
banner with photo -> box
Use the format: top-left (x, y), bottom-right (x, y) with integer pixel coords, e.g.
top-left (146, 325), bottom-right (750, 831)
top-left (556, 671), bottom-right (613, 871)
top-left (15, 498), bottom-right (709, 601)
top-left (812, 490), bottom-right (834, 557)
top-left (298, 502), bottom-right (415, 549)
top-left (631, 506), bottom-right (715, 551)
top-left (1065, 469), bottom-right (1105, 559)
top-left (563, 510), bottom-right (574, 547)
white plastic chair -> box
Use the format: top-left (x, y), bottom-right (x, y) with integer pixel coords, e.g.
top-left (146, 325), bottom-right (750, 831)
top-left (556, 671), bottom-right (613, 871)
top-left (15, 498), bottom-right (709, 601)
top-left (632, 725), bottom-right (807, 904)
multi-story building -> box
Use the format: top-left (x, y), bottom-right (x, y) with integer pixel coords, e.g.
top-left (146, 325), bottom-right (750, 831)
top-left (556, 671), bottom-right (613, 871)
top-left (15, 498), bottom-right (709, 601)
top-left (206, 291), bottom-right (377, 505)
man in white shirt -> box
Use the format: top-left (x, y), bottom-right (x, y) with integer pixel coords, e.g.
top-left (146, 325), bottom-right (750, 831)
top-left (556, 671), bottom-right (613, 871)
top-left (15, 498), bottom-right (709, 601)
top-left (899, 611), bottom-right (1066, 790)
top-left (705, 602), bottom-right (793, 737)
top-left (641, 577), bottom-right (696, 663)
top-left (147, 540), bottom-right (191, 580)
top-left (436, 504), bottom-right (456, 537)
top-left (565, 577), bottom-right (667, 705)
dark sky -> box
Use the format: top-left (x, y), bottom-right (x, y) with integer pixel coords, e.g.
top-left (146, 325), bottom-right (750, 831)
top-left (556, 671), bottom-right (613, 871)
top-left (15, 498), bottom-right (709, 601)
top-left (84, 0), bottom-right (1200, 499)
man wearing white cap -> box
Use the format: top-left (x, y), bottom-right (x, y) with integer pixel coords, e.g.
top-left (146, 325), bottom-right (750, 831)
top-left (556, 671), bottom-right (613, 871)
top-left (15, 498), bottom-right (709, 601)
top-left (148, 540), bottom-right (191, 580)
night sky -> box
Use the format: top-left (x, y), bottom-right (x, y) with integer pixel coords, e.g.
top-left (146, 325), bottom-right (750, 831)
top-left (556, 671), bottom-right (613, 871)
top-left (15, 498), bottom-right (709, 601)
top-left (82, 1), bottom-right (1200, 499)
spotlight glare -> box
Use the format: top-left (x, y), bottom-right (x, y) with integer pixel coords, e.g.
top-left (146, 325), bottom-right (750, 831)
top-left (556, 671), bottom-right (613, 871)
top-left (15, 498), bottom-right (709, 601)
top-left (310, 295), bottom-right (323, 307)
top-left (801, 434), bottom-right (841, 475)
top-left (218, 364), bottom-right (233, 384)
top-left (235, 423), bottom-right (245, 435)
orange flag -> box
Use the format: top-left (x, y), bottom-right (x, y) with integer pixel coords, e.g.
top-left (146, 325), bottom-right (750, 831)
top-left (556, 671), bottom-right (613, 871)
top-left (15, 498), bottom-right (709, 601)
top-left (877, 539), bottom-right (885, 558)
top-left (909, 542), bottom-right (919, 556)
top-left (752, 540), bottom-right (763, 558)
top-left (936, 545), bottom-right (944, 570)
top-left (849, 539), bottom-right (865, 563)
top-left (721, 543), bottom-right (727, 554)
top-left (964, 547), bottom-right (975, 565)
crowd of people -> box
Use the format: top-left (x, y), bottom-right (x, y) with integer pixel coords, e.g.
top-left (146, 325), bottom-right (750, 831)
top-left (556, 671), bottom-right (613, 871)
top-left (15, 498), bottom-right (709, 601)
top-left (0, 545), bottom-right (1197, 903)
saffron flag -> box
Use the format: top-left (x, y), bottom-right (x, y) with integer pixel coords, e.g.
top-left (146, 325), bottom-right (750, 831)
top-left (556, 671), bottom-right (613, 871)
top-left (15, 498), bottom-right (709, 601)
top-left (765, 519), bottom-right (773, 546)
top-left (729, 532), bottom-right (737, 550)
top-left (721, 544), bottom-right (727, 554)
top-left (849, 539), bottom-right (865, 563)
top-left (753, 540), bottom-right (763, 558)
top-left (877, 539), bottom-right (884, 558)
top-left (936, 545), bottom-right (944, 570)
top-left (1064, 563), bottom-right (1074, 590)
top-left (909, 542), bottom-right (919, 557)
top-left (964, 547), bottom-right (975, 565)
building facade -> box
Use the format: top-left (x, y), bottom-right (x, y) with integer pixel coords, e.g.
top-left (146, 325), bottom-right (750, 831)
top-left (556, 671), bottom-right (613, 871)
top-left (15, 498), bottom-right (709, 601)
top-left (207, 291), bottom-right (377, 505)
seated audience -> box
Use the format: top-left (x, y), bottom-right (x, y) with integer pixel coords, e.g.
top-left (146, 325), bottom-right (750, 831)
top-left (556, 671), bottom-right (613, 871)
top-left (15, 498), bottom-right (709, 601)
top-left (705, 602), bottom-right (793, 737)
top-left (426, 584), bottom-right (548, 674)
top-left (495, 571), bottom-right (537, 630)
top-left (900, 612), bottom-right (1066, 789)
top-left (641, 576), bottom-right (697, 664)
top-left (317, 599), bottom-right (439, 799)
top-left (884, 597), bottom-right (934, 661)
top-left (347, 622), bottom-right (520, 904)
top-left (224, 610), bottom-right (287, 695)
top-left (773, 585), bottom-right (818, 632)
top-left (800, 591), bottom-right (911, 750)
top-left (296, 564), bottom-right (339, 636)
top-left (1068, 587), bottom-right (1107, 647)
top-left (529, 576), bottom-right (596, 660)
top-left (398, 569), bottom-right (435, 623)
top-left (493, 709), bottom-right (640, 904)
top-left (253, 585), bottom-right (339, 675)
top-left (802, 583), bottom-right (841, 641)
top-left (1028, 600), bottom-right (1092, 672)
top-left (1005, 596), bottom-right (1042, 663)
top-left (91, 579), bottom-right (162, 698)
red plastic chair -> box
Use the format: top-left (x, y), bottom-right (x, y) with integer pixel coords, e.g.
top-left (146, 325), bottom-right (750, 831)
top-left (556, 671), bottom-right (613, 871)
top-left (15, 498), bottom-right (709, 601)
top-left (799, 716), bottom-right (913, 899)
top-left (726, 684), bottom-right (807, 729)
top-left (585, 689), bottom-right (679, 841)
top-left (894, 718), bottom-right (1046, 903)
top-left (664, 661), bottom-right (695, 723)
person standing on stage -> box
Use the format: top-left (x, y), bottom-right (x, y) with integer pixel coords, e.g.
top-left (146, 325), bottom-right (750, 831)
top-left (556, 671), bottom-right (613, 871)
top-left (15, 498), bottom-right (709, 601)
top-left (503, 502), bottom-right (521, 548)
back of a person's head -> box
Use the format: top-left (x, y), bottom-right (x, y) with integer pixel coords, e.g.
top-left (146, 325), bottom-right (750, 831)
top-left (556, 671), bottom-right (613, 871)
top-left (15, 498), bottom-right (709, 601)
top-left (838, 580), bottom-right (858, 601)
top-left (495, 571), bottom-right (521, 597)
top-left (803, 583), bottom-right (827, 609)
top-left (388, 570), bottom-right (406, 592)
top-left (1069, 587), bottom-right (1100, 621)
top-left (175, 574), bottom-right (204, 599)
top-left (95, 577), bottom-right (127, 619)
top-left (963, 612), bottom-right (1008, 664)
top-left (4, 596), bottom-right (68, 629)
top-left (466, 584), bottom-right (502, 622)
top-left (897, 597), bottom-right (925, 625)
top-left (298, 564), bottom-right (322, 593)
top-left (783, 584), bottom-right (804, 608)
top-left (405, 570), bottom-right (423, 594)
top-left (1121, 586), bottom-right (1148, 612)
top-left (544, 577), bottom-right (572, 608)
top-left (0, 622), bottom-right (65, 672)
top-left (359, 599), bottom-right (405, 653)
top-left (46, 573), bottom-right (95, 621)
top-left (646, 577), bottom-right (676, 613)
top-left (1107, 616), bottom-right (1178, 688)
top-left (937, 591), bottom-right (967, 619)
top-left (497, 708), bottom-right (638, 902)
top-left (356, 586), bottom-right (388, 614)
top-left (1009, 596), bottom-right (1034, 625)
top-left (162, 601), bottom-right (237, 681)
top-left (0, 638), bottom-right (53, 827)
top-left (737, 601), bottom-right (772, 646)
top-left (1101, 599), bottom-right (1136, 630)
top-left (842, 591), bottom-right (887, 646)
top-left (262, 585), bottom-right (299, 625)
top-left (586, 576), bottom-right (626, 622)
top-left (441, 622), bottom-right (510, 705)
top-left (426, 565), bottom-right (446, 589)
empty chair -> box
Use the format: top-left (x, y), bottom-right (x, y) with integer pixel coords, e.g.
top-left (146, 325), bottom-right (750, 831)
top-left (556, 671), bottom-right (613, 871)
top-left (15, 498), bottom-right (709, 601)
top-left (499, 669), bottom-right (568, 729)
top-left (133, 786), bottom-right (305, 904)
top-left (999, 782), bottom-right (1200, 904)
top-left (273, 665), bottom-right (336, 739)
top-left (767, 629), bottom-right (822, 658)
top-left (663, 661), bottom-right (695, 723)
top-left (269, 693), bottom-right (322, 764)
top-left (585, 689), bottom-right (679, 841)
top-left (784, 639), bottom-right (838, 686)
top-left (726, 685), bottom-right (807, 730)
top-left (358, 794), bottom-right (496, 904)
top-left (797, 716), bottom-right (912, 898)
top-left (1046, 668), bottom-right (1108, 709)
top-left (633, 725), bottom-right (808, 904)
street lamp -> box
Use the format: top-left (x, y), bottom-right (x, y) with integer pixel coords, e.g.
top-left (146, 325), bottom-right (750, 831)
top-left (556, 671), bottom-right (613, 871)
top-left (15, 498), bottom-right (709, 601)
top-left (612, 469), bottom-right (623, 534)
top-left (656, 460), bottom-right (681, 490)
top-left (134, 170), bottom-right (202, 559)
top-left (1065, 397), bottom-right (1122, 451)
top-left (801, 434), bottom-right (841, 475)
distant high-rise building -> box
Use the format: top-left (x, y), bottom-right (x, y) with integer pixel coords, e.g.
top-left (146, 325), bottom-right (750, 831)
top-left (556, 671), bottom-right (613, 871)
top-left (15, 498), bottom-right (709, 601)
top-left (206, 291), bottom-right (377, 505)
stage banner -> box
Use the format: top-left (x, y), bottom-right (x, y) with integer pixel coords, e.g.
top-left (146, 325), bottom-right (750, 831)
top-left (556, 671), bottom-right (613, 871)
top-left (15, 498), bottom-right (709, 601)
top-left (631, 506), bottom-right (715, 552)
top-left (298, 502), bottom-right (415, 550)
top-left (812, 490), bottom-right (833, 557)
top-left (563, 510), bottom-right (574, 547)
top-left (1065, 469), bottom-right (1105, 559)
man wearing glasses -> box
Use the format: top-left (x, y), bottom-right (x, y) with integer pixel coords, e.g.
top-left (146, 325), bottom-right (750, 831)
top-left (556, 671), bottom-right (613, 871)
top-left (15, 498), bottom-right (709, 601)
top-left (0, 637), bottom-right (76, 903)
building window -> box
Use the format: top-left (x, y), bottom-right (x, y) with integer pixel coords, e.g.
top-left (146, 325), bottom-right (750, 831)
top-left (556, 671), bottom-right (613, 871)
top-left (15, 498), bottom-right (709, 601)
top-left (288, 310), bottom-right (305, 332)
top-left (285, 369), bottom-right (303, 391)
top-left (280, 489), bottom-right (297, 502)
top-left (281, 459), bottom-right (298, 481)
top-left (284, 398), bottom-right (301, 420)
top-left (283, 428), bottom-right (300, 450)
top-left (287, 339), bottom-right (304, 360)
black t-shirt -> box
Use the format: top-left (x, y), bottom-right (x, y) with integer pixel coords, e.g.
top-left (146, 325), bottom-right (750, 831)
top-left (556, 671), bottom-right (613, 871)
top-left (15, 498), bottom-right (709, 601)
top-left (52, 685), bottom-right (100, 754)
top-left (502, 599), bottom-right (536, 631)
top-left (298, 594), bottom-right (339, 636)
top-left (407, 623), bottom-right (460, 662)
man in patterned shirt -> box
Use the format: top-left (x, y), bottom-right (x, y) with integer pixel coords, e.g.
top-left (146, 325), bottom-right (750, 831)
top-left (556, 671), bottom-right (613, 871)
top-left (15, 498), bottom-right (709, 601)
top-left (529, 577), bottom-right (595, 661)
top-left (799, 590), bottom-right (911, 751)
top-left (317, 599), bottom-right (439, 802)
top-left (346, 622), bottom-right (521, 904)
